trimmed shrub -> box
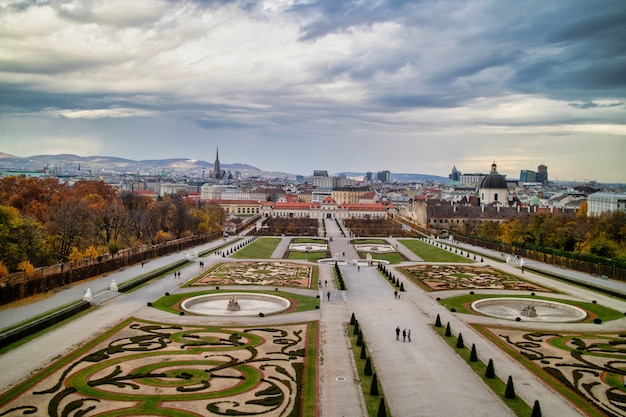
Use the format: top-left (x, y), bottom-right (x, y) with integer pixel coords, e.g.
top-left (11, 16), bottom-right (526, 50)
top-left (364, 357), bottom-right (372, 376)
top-left (354, 320), bottom-right (360, 335)
top-left (399, 282), bottom-right (405, 292)
top-left (370, 373), bottom-right (379, 395)
top-left (531, 400), bottom-right (542, 417)
top-left (435, 314), bottom-right (442, 327)
top-left (360, 343), bottom-right (367, 360)
top-left (485, 359), bottom-right (495, 378)
top-left (505, 375), bottom-right (516, 399)
top-left (377, 397), bottom-right (387, 417)
top-left (350, 312), bottom-right (356, 325)
top-left (445, 322), bottom-right (451, 337)
top-left (456, 333), bottom-right (464, 349)
top-left (356, 332), bottom-right (363, 346)
top-left (469, 344), bottom-right (478, 362)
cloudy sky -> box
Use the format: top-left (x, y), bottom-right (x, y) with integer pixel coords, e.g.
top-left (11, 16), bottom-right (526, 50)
top-left (1, 0), bottom-right (625, 182)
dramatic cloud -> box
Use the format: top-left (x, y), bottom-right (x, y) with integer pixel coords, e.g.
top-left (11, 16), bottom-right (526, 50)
top-left (0, 0), bottom-right (624, 182)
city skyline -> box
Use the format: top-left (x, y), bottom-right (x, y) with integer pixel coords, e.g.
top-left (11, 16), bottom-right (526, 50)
top-left (1, 0), bottom-right (625, 183)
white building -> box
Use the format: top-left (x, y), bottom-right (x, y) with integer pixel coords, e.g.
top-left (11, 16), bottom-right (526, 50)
top-left (587, 192), bottom-right (626, 216)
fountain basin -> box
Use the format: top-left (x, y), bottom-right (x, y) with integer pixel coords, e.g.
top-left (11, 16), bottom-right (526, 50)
top-left (471, 297), bottom-right (587, 322)
top-left (317, 258), bottom-right (389, 266)
top-left (181, 292), bottom-right (291, 317)
top-left (289, 243), bottom-right (328, 252)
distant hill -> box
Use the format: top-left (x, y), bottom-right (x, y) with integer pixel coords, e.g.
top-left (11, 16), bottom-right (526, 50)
top-left (0, 153), bottom-right (269, 177)
top-left (0, 153), bottom-right (447, 182)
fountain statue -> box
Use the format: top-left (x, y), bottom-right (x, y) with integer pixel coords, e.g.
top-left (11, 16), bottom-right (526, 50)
top-left (520, 303), bottom-right (537, 317)
top-left (227, 297), bottom-right (241, 311)
top-left (83, 288), bottom-right (93, 303)
top-left (110, 279), bottom-right (118, 292)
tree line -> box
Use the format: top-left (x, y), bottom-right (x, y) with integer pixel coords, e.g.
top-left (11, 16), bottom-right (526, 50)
top-left (0, 176), bottom-right (227, 274)
top-left (460, 202), bottom-right (626, 266)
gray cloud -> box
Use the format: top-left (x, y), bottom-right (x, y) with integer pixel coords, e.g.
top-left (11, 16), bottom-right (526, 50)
top-left (0, 0), bottom-right (624, 182)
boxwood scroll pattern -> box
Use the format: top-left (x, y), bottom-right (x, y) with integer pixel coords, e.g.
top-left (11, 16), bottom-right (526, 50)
top-left (0, 320), bottom-right (313, 417)
top-left (498, 330), bottom-right (626, 417)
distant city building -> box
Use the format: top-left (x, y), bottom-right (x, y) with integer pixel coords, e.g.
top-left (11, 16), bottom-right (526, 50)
top-left (519, 170), bottom-right (536, 183)
top-left (587, 192), bottom-right (626, 216)
top-left (313, 170), bottom-right (329, 177)
top-left (448, 166), bottom-right (461, 182)
top-left (536, 164), bottom-right (548, 184)
top-left (459, 173), bottom-right (485, 187)
top-left (377, 170), bottom-right (391, 183)
top-left (365, 172), bottom-right (373, 182)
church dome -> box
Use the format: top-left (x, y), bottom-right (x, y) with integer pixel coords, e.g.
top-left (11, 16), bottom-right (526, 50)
top-left (480, 162), bottom-right (507, 189)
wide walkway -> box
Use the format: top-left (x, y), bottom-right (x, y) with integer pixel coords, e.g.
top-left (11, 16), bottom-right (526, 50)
top-left (2, 225), bottom-right (626, 416)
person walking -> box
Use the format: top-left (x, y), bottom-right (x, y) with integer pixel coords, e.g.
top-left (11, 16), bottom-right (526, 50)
top-left (396, 326), bottom-right (400, 340)
top-left (407, 329), bottom-right (411, 342)
top-left (394, 290), bottom-right (397, 299)
top-left (324, 280), bottom-right (327, 287)
top-left (402, 329), bottom-right (407, 342)
top-left (327, 291), bottom-right (330, 301)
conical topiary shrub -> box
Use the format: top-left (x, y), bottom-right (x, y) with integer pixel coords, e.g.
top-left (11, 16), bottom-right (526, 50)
top-left (445, 322), bottom-right (452, 337)
top-left (469, 343), bottom-right (478, 362)
top-left (399, 282), bottom-right (405, 292)
top-left (531, 400), bottom-right (542, 417)
top-left (370, 373), bottom-right (379, 395)
top-left (505, 375), bottom-right (516, 399)
top-left (350, 312), bottom-right (356, 325)
top-left (456, 333), bottom-right (464, 348)
top-left (485, 359), bottom-right (495, 378)
top-left (435, 314), bottom-right (442, 327)
top-left (354, 320), bottom-right (359, 335)
top-left (360, 343), bottom-right (367, 359)
top-left (377, 397), bottom-right (387, 417)
top-left (356, 332), bottom-right (363, 346)
top-left (364, 357), bottom-right (372, 376)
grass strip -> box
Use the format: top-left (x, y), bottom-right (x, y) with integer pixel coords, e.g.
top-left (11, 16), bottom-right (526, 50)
top-left (347, 318), bottom-right (392, 417)
top-left (433, 324), bottom-right (531, 416)
top-left (397, 239), bottom-right (472, 262)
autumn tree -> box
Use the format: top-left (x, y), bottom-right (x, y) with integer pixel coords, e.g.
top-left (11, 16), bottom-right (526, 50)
top-left (0, 205), bottom-right (44, 271)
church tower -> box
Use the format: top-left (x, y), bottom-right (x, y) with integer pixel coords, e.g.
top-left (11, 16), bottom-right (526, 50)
top-left (212, 147), bottom-right (222, 179)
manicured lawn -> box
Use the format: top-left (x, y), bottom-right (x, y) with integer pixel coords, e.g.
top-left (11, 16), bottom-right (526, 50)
top-left (352, 238), bottom-right (388, 245)
top-left (438, 293), bottom-right (623, 322)
top-left (293, 238), bottom-right (328, 244)
top-left (287, 251), bottom-right (330, 262)
top-left (232, 237), bottom-right (282, 259)
top-left (362, 252), bottom-right (406, 264)
top-left (398, 239), bottom-right (472, 262)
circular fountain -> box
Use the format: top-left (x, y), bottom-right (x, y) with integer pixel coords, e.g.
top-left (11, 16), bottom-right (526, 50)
top-left (471, 297), bottom-right (587, 322)
top-left (289, 243), bottom-right (328, 252)
top-left (181, 292), bottom-right (291, 317)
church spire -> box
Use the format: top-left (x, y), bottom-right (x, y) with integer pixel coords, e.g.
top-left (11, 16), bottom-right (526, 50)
top-left (213, 147), bottom-right (221, 179)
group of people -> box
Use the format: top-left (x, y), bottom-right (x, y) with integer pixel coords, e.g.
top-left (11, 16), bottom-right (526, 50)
top-left (395, 326), bottom-right (411, 342)
top-left (393, 290), bottom-right (401, 299)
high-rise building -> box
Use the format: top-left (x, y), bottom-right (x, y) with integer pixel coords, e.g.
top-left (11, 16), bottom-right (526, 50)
top-left (377, 170), bottom-right (391, 183)
top-left (519, 170), bottom-right (536, 183)
top-left (536, 164), bottom-right (548, 184)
